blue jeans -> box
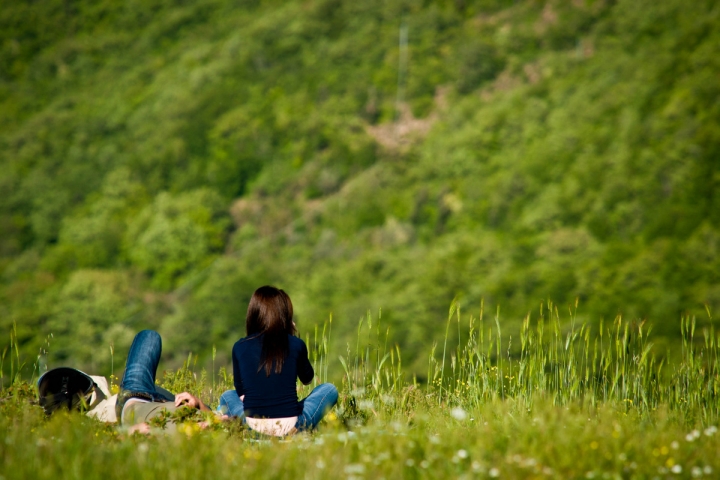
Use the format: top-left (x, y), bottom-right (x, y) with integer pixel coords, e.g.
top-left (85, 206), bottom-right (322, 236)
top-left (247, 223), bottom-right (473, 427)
top-left (116, 330), bottom-right (175, 421)
top-left (219, 383), bottom-right (339, 432)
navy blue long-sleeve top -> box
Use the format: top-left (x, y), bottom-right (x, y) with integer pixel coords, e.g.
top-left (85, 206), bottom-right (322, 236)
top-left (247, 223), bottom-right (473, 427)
top-left (232, 334), bottom-right (314, 418)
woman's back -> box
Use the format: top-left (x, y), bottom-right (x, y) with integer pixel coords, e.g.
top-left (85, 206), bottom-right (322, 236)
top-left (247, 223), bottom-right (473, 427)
top-left (232, 334), bottom-right (314, 418)
top-left (221, 285), bottom-right (336, 433)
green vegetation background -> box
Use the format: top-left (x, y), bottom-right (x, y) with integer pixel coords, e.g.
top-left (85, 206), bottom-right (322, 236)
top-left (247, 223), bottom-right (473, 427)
top-left (1, 0), bottom-right (719, 377)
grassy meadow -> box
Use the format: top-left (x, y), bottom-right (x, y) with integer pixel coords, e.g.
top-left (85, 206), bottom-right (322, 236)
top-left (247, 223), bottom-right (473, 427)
top-left (2, 304), bottom-right (719, 479)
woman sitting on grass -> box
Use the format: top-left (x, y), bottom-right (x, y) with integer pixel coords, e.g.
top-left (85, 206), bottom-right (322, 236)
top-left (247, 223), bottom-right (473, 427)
top-left (218, 286), bottom-right (338, 436)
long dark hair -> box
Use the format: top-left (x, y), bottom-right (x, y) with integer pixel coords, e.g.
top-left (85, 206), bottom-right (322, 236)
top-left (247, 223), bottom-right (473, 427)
top-left (246, 285), bottom-right (297, 376)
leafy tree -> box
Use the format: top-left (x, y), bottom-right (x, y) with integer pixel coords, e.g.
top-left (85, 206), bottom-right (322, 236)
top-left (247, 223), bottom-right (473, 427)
top-left (124, 189), bottom-right (229, 290)
top-left (47, 270), bottom-right (138, 372)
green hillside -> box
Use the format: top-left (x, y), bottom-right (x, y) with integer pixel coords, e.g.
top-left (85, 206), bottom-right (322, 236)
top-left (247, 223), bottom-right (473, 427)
top-left (2, 0), bottom-right (719, 376)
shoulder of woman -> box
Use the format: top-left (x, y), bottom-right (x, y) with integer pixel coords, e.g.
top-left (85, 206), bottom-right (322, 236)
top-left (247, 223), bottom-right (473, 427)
top-left (289, 335), bottom-right (308, 349)
top-left (236, 334), bottom-right (262, 346)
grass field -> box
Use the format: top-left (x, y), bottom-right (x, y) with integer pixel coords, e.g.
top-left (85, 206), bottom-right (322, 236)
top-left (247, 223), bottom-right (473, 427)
top-left (2, 303), bottom-right (719, 479)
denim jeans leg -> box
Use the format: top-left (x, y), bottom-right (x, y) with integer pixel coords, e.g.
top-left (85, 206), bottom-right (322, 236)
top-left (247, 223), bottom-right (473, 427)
top-left (120, 330), bottom-right (171, 400)
top-left (297, 383), bottom-right (338, 431)
top-left (218, 389), bottom-right (245, 418)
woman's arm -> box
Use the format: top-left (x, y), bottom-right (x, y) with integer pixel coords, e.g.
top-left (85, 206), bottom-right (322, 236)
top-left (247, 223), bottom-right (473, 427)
top-left (297, 340), bottom-right (314, 385)
top-left (232, 345), bottom-right (245, 396)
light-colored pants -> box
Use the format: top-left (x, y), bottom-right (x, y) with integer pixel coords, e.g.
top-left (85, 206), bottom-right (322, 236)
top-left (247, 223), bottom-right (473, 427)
top-left (218, 383), bottom-right (338, 432)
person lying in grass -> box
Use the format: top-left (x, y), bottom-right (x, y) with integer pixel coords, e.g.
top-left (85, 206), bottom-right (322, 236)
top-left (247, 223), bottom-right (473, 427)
top-left (217, 285), bottom-right (338, 437)
top-left (115, 329), bottom-right (226, 435)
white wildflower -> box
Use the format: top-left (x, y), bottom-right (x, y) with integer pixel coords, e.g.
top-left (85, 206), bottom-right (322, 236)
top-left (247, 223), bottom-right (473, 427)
top-left (450, 406), bottom-right (468, 421)
top-left (457, 449), bottom-right (468, 459)
top-left (671, 464), bottom-right (682, 474)
top-left (489, 467), bottom-right (500, 477)
top-left (344, 464), bottom-right (366, 475)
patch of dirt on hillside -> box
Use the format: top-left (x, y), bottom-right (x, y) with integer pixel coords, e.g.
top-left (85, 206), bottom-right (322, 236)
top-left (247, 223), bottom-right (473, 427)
top-left (365, 86), bottom-right (450, 152)
top-left (480, 69), bottom-right (523, 101)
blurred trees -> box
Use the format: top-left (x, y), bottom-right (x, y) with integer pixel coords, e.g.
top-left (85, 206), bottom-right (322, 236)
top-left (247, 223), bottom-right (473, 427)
top-left (125, 189), bottom-right (229, 290)
top-left (1, 0), bottom-right (719, 376)
top-left (48, 270), bottom-right (138, 372)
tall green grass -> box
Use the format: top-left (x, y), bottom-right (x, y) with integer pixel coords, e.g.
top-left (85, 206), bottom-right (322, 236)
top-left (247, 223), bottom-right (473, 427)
top-left (322, 301), bottom-right (718, 425)
top-left (2, 302), bottom-right (720, 479)
top-left (4, 301), bottom-right (719, 424)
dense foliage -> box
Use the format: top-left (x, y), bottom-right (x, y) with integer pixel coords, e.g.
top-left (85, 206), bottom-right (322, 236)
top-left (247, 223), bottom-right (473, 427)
top-left (1, 0), bottom-right (719, 375)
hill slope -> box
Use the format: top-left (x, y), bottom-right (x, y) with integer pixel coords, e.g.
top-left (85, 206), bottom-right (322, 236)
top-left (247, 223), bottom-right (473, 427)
top-left (1, 0), bottom-right (719, 375)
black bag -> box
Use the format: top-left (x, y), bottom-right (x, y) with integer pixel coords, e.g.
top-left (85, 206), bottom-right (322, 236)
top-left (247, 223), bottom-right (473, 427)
top-left (37, 367), bottom-right (96, 415)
